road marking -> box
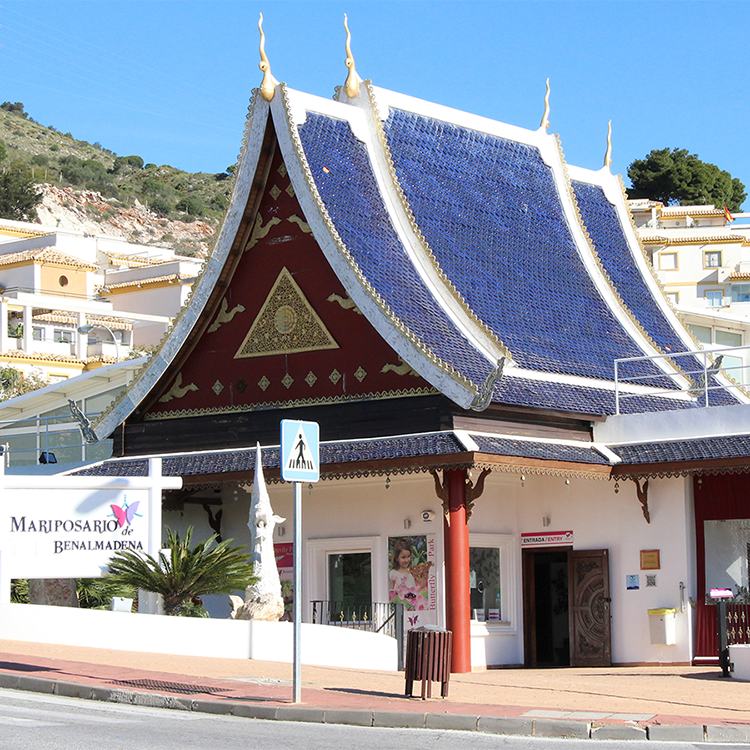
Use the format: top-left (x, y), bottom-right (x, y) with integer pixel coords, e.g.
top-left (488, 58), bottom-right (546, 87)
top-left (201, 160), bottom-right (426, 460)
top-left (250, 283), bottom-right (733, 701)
top-left (0, 715), bottom-right (59, 727)
top-left (0, 703), bottom-right (133, 724)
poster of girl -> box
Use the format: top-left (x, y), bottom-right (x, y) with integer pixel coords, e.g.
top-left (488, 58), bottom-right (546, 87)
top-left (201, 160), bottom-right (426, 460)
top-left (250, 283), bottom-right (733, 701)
top-left (388, 536), bottom-right (433, 611)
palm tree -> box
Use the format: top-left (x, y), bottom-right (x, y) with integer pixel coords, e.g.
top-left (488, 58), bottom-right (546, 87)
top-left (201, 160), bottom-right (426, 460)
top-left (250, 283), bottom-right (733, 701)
top-left (106, 526), bottom-right (257, 616)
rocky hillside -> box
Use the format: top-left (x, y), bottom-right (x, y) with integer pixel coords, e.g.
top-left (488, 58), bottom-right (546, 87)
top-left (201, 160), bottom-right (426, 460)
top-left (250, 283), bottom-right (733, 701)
top-left (35, 184), bottom-right (216, 258)
top-left (0, 103), bottom-right (235, 257)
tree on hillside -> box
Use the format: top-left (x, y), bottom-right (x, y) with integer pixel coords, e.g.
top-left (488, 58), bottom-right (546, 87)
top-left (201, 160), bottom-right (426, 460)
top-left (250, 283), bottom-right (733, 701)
top-left (1, 101), bottom-right (28, 118)
top-left (628, 148), bottom-right (746, 212)
top-left (0, 166), bottom-right (41, 221)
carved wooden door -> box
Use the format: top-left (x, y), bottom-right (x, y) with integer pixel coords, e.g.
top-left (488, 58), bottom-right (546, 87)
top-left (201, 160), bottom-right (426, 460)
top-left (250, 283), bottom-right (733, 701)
top-left (569, 549), bottom-right (611, 667)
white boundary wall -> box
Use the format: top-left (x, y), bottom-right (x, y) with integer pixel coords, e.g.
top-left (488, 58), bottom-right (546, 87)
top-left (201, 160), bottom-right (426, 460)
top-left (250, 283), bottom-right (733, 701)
top-left (0, 602), bottom-right (398, 670)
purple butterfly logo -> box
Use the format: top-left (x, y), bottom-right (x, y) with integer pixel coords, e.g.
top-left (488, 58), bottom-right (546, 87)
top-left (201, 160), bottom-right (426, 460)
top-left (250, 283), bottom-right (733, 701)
top-left (408, 615), bottom-right (419, 626)
top-left (110, 500), bottom-right (141, 528)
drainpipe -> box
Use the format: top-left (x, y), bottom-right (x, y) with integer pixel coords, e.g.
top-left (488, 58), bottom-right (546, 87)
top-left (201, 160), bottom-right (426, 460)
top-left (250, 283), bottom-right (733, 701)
top-left (445, 468), bottom-right (471, 673)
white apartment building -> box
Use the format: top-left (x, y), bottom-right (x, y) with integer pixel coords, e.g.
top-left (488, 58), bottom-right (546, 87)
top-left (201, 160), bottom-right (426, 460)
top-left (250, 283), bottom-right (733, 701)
top-left (0, 219), bottom-right (202, 383)
top-left (630, 199), bottom-right (750, 383)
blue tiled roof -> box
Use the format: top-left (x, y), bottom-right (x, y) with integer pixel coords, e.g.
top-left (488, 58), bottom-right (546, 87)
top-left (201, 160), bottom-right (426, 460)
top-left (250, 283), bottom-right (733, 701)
top-left (492, 376), bottom-right (694, 417)
top-left (471, 434), bottom-right (610, 465)
top-left (381, 109), bottom-right (664, 385)
top-left (572, 181), bottom-right (739, 408)
top-left (73, 433), bottom-right (468, 478)
top-left (297, 113), bottom-right (494, 390)
top-left (614, 435), bottom-right (750, 465)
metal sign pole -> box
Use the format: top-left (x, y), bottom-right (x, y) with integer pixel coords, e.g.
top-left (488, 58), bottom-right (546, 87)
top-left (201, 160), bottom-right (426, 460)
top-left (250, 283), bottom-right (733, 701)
top-left (293, 479), bottom-right (302, 703)
top-left (280, 419), bottom-right (318, 705)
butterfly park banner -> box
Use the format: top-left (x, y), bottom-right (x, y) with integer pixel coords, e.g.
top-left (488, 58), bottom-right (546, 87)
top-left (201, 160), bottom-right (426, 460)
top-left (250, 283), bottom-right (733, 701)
top-left (387, 534), bottom-right (437, 631)
top-left (0, 460), bottom-right (181, 594)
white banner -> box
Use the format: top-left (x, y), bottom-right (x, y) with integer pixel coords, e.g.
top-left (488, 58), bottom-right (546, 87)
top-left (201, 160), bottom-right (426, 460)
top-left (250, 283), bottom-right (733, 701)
top-left (4, 488), bottom-right (151, 578)
top-left (0, 465), bottom-right (181, 590)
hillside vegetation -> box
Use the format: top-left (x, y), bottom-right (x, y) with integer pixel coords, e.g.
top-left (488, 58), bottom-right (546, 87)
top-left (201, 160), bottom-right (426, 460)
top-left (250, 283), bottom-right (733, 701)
top-left (0, 102), bottom-right (237, 256)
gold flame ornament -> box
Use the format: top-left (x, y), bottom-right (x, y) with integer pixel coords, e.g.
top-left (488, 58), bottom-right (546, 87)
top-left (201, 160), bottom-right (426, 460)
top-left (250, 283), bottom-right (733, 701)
top-left (258, 13), bottom-right (275, 102)
top-left (540, 78), bottom-right (550, 130)
top-left (603, 120), bottom-right (613, 169)
top-left (344, 15), bottom-right (359, 98)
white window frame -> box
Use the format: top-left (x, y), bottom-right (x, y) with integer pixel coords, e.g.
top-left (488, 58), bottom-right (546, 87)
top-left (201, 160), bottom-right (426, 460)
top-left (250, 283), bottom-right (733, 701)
top-left (705, 290), bottom-right (724, 307)
top-left (469, 533), bottom-right (517, 634)
top-left (305, 536), bottom-right (386, 617)
top-left (704, 250), bottom-right (723, 269)
top-left (54, 328), bottom-right (74, 343)
top-left (659, 252), bottom-right (679, 271)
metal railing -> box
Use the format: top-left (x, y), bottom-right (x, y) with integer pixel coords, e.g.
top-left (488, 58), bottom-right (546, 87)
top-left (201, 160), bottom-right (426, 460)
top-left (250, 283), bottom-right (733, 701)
top-left (614, 344), bottom-right (750, 414)
top-left (310, 600), bottom-right (405, 670)
top-left (0, 411), bottom-right (111, 467)
top-left (715, 601), bottom-right (750, 677)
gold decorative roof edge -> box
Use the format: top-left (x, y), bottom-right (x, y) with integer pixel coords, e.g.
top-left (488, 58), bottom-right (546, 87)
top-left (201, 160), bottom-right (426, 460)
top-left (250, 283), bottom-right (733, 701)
top-left (278, 82), bottom-right (479, 394)
top-left (363, 80), bottom-right (512, 365)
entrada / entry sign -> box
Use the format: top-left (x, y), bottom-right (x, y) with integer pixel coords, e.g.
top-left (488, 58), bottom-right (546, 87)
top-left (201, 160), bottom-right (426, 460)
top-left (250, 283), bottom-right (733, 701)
top-left (280, 420), bottom-right (320, 483)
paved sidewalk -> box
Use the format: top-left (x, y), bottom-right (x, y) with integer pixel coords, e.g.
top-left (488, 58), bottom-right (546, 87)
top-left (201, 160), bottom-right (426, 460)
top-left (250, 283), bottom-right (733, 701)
top-left (1, 639), bottom-right (750, 742)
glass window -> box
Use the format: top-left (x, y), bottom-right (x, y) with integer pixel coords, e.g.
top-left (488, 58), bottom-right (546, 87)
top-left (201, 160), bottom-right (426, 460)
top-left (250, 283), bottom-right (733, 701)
top-left (32, 327), bottom-right (44, 341)
top-left (328, 552), bottom-right (372, 609)
top-left (54, 329), bottom-right (73, 343)
top-left (705, 520), bottom-right (750, 593)
top-left (84, 387), bottom-right (124, 415)
top-left (733, 284), bottom-right (750, 303)
top-left (659, 253), bottom-right (678, 270)
top-left (470, 547), bottom-right (502, 622)
top-left (722, 355), bottom-right (744, 380)
top-left (716, 330), bottom-right (742, 348)
top-left (705, 251), bottom-right (722, 268)
top-left (689, 324), bottom-right (712, 345)
top-left (706, 291), bottom-right (723, 307)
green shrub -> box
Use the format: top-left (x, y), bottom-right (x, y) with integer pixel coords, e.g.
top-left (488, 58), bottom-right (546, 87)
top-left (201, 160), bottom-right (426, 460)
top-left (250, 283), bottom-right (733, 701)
top-left (176, 194), bottom-right (205, 216)
top-left (150, 196), bottom-right (172, 216)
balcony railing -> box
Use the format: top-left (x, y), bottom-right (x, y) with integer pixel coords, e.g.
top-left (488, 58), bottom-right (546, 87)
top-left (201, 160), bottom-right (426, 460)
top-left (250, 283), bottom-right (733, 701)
top-left (614, 345), bottom-right (750, 415)
top-left (310, 600), bottom-right (405, 670)
top-left (0, 411), bottom-right (112, 467)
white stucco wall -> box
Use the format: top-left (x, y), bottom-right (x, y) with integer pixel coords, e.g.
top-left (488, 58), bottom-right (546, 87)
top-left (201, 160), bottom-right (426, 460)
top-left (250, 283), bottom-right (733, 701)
top-left (0, 603), bottom-right (398, 669)
top-left (165, 469), bottom-right (696, 668)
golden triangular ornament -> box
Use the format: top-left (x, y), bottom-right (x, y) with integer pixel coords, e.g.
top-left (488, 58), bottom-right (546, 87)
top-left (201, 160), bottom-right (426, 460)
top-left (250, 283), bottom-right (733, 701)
top-left (234, 267), bottom-right (339, 359)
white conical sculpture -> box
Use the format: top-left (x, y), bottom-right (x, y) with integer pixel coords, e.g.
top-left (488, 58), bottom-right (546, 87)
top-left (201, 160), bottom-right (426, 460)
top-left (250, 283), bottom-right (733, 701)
top-left (231, 443), bottom-right (286, 621)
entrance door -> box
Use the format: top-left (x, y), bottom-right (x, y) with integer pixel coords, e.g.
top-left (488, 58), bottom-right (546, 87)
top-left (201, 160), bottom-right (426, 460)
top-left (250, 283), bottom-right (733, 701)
top-left (523, 547), bottom-right (611, 667)
top-left (569, 549), bottom-right (611, 667)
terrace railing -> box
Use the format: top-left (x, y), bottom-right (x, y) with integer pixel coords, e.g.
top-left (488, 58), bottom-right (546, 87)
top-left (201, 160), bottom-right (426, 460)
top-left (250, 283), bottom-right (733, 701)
top-left (614, 344), bottom-right (750, 415)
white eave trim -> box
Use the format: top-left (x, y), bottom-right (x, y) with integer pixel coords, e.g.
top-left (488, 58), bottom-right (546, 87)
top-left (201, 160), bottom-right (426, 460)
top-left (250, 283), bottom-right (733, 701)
top-left (273, 86), bottom-right (480, 410)
top-left (92, 98), bottom-right (272, 440)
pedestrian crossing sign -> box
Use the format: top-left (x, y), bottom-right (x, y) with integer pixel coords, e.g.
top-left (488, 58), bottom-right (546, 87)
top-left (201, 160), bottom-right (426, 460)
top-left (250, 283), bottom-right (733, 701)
top-left (280, 420), bottom-right (320, 482)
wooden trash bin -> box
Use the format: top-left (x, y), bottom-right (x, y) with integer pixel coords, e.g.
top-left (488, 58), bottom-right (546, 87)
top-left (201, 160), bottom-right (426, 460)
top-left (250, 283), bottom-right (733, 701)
top-left (404, 627), bottom-right (452, 699)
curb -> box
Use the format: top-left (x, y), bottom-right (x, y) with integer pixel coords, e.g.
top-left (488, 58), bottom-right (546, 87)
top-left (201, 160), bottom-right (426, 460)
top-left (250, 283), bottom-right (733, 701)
top-left (1, 671), bottom-right (749, 742)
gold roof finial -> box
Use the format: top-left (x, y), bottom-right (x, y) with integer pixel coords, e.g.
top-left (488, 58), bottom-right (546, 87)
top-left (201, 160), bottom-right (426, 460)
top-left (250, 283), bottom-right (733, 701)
top-left (258, 13), bottom-right (275, 102)
top-left (603, 120), bottom-right (613, 169)
top-left (344, 14), bottom-right (359, 98)
top-left (540, 78), bottom-right (550, 131)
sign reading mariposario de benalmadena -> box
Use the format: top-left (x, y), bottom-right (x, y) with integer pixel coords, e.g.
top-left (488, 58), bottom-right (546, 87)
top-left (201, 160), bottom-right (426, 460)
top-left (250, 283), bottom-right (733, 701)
top-left (4, 487), bottom-right (152, 579)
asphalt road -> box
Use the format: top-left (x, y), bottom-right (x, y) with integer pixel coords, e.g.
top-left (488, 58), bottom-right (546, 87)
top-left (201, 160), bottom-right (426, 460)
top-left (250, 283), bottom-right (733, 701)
top-left (0, 689), bottom-right (715, 750)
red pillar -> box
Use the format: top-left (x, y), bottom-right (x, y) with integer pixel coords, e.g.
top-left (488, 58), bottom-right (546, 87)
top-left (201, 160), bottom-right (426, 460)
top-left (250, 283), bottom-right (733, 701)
top-left (444, 468), bottom-right (471, 673)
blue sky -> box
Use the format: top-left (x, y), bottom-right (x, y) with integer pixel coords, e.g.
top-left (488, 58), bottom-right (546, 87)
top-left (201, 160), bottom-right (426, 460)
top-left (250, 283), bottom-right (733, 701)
top-left (2, 1), bottom-right (748, 208)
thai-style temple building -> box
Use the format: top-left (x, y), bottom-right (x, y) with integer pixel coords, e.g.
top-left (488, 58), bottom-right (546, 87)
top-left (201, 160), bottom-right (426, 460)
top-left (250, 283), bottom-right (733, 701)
top-left (77, 24), bottom-right (750, 672)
